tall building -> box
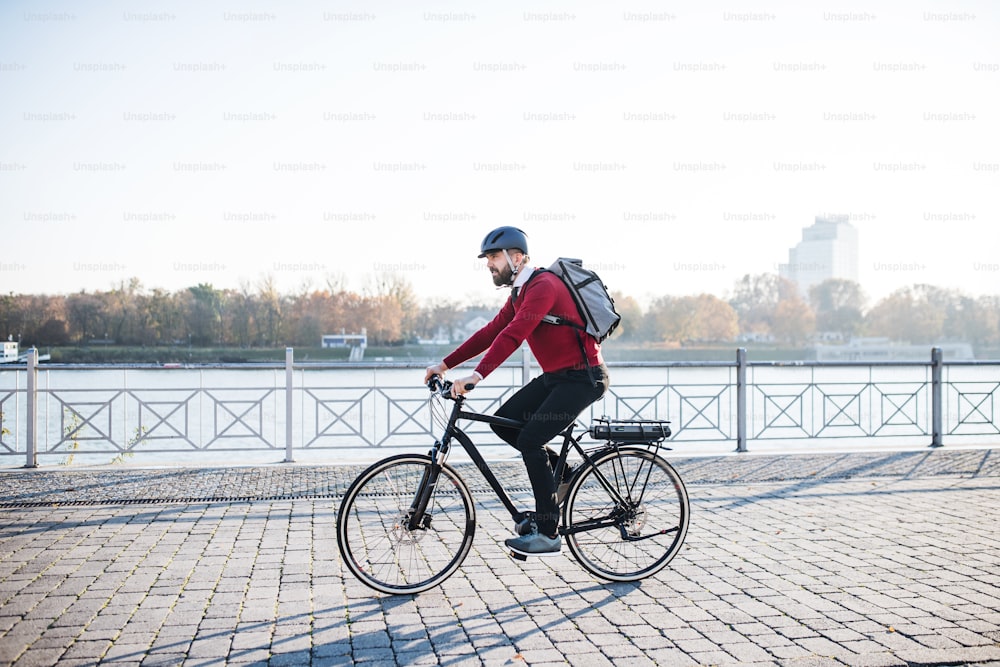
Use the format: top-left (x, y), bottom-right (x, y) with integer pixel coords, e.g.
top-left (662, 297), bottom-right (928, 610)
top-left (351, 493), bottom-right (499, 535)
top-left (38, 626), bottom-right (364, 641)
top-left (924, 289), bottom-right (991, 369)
top-left (779, 215), bottom-right (859, 296)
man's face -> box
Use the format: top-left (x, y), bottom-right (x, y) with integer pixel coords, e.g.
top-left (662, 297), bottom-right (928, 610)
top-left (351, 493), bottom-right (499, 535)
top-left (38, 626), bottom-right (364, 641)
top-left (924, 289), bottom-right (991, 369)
top-left (485, 250), bottom-right (520, 287)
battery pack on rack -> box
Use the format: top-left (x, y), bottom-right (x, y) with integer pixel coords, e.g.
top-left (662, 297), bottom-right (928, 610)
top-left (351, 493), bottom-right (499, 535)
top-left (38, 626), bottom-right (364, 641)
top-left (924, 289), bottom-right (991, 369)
top-left (588, 419), bottom-right (671, 443)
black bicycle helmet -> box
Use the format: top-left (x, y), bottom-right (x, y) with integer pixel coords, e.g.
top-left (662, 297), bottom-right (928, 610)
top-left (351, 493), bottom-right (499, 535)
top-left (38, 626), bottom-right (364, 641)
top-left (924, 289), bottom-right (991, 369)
top-left (478, 226), bottom-right (528, 258)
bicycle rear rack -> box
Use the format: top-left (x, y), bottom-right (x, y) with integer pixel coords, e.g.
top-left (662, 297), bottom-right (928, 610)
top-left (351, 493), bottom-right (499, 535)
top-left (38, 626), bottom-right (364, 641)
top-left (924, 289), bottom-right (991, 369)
top-left (588, 416), bottom-right (672, 444)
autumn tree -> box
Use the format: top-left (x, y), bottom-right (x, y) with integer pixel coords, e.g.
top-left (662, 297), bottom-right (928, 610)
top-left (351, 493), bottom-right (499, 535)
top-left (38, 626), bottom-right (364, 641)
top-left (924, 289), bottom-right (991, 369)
top-left (366, 273), bottom-right (419, 340)
top-left (695, 294), bottom-right (741, 342)
top-left (145, 288), bottom-right (186, 345)
top-left (357, 296), bottom-right (403, 344)
top-left (772, 298), bottom-right (816, 345)
top-left (965, 296), bottom-right (1000, 346)
top-left (65, 291), bottom-right (112, 343)
top-left (225, 283), bottom-right (259, 348)
top-left (102, 279), bottom-right (146, 344)
top-left (644, 294), bottom-right (738, 344)
top-left (284, 290), bottom-right (321, 347)
top-left (39, 295), bottom-right (70, 345)
top-left (809, 279), bottom-right (867, 338)
top-left (0, 293), bottom-right (19, 342)
top-left (33, 315), bottom-right (70, 346)
top-left (610, 293), bottom-right (643, 341)
top-left (3, 294), bottom-right (71, 346)
top-left (185, 284), bottom-right (224, 346)
top-left (255, 277), bottom-right (283, 347)
top-left (864, 284), bottom-right (965, 343)
top-left (728, 273), bottom-right (810, 340)
top-left (410, 300), bottom-right (467, 342)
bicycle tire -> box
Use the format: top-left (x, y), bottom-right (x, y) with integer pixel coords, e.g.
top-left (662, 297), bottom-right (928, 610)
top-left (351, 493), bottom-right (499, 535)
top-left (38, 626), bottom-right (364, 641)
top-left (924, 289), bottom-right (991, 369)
top-left (337, 454), bottom-right (476, 595)
top-left (563, 446), bottom-right (689, 582)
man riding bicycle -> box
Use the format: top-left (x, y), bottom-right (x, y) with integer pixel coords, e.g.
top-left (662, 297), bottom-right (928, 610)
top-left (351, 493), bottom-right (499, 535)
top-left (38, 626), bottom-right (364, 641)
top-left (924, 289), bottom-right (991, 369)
top-left (424, 226), bottom-right (610, 557)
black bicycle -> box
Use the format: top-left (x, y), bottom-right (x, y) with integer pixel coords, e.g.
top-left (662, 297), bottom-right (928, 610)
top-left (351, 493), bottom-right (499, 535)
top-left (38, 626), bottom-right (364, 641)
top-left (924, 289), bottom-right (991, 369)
top-left (336, 375), bottom-right (690, 595)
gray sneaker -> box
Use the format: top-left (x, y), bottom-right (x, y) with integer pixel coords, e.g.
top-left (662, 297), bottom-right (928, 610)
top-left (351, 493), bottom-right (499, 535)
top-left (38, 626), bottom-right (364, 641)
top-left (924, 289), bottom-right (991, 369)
top-left (505, 529), bottom-right (561, 558)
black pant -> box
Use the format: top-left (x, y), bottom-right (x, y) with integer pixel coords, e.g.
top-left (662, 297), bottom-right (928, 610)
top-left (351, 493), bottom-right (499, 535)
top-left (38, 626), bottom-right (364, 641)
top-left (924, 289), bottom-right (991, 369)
top-left (491, 364), bottom-right (609, 536)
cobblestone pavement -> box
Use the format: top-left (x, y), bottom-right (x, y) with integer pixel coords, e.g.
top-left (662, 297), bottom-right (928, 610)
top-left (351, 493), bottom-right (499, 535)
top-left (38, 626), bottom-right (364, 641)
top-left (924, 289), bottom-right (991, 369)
top-left (0, 448), bottom-right (998, 666)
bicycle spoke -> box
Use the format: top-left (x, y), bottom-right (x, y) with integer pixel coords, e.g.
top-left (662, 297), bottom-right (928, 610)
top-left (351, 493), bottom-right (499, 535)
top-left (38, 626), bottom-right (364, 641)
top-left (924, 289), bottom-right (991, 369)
top-left (337, 455), bottom-right (475, 595)
top-left (564, 448), bottom-right (689, 582)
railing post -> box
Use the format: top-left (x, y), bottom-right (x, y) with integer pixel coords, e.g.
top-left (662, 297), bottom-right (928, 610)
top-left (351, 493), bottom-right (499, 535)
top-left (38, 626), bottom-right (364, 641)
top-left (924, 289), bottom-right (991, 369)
top-left (931, 346), bottom-right (943, 448)
top-left (25, 348), bottom-right (38, 468)
top-left (736, 347), bottom-right (747, 453)
top-left (521, 343), bottom-right (531, 386)
top-left (285, 347), bottom-right (295, 462)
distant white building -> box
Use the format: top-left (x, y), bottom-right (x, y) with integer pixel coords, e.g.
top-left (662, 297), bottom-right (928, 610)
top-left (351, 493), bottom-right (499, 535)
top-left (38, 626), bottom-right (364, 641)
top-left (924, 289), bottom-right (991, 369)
top-left (321, 331), bottom-right (367, 362)
top-left (779, 215), bottom-right (859, 296)
top-left (321, 333), bottom-right (367, 349)
top-left (1, 341), bottom-right (17, 363)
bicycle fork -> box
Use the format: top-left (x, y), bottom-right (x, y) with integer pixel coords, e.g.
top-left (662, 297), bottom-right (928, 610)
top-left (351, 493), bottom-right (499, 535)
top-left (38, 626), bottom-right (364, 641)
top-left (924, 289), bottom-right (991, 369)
top-left (405, 443), bottom-right (447, 531)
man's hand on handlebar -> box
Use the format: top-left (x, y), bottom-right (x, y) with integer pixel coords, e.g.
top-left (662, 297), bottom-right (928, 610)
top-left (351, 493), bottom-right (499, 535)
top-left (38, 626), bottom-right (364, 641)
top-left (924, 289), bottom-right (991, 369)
top-left (426, 372), bottom-right (477, 399)
top-left (424, 362), bottom-right (448, 384)
top-left (449, 375), bottom-right (479, 398)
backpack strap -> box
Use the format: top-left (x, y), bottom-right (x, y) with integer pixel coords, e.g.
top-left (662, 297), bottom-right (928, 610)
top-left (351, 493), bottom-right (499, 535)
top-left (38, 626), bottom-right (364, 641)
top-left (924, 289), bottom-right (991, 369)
top-left (511, 267), bottom-right (545, 303)
top-left (523, 270), bottom-right (598, 387)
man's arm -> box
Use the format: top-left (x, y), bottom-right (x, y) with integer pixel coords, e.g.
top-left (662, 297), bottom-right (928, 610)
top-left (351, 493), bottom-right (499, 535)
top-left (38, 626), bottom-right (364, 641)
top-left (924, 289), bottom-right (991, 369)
top-left (424, 298), bottom-right (515, 387)
top-left (441, 299), bottom-right (515, 371)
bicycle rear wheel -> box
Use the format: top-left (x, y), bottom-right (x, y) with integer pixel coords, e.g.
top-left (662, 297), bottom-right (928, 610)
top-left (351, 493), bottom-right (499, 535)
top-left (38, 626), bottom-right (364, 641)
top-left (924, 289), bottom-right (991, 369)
top-left (337, 454), bottom-right (475, 595)
top-left (564, 446), bottom-right (689, 582)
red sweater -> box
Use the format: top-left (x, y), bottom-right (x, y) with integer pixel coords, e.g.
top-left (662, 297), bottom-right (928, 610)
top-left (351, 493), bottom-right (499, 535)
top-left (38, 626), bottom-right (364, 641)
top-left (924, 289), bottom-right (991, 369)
top-left (444, 269), bottom-right (603, 378)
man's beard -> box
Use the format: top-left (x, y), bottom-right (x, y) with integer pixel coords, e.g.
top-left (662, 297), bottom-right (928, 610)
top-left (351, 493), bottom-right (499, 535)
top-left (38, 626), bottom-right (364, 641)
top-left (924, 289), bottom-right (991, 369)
top-left (491, 264), bottom-right (514, 287)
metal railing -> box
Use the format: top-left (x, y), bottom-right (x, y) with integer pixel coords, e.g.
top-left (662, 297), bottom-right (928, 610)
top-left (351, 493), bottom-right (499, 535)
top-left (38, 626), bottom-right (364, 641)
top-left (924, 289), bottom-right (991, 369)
top-left (1, 347), bottom-right (997, 467)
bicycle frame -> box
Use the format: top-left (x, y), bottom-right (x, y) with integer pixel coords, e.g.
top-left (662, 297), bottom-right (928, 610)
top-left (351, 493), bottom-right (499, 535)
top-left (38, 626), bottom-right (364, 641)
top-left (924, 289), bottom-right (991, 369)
top-left (421, 387), bottom-right (659, 536)
top-left (429, 398), bottom-right (538, 521)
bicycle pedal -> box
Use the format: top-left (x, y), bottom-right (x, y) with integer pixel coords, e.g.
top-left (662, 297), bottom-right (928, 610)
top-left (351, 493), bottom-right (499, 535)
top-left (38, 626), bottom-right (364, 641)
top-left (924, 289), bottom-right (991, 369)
top-left (510, 550), bottom-right (528, 561)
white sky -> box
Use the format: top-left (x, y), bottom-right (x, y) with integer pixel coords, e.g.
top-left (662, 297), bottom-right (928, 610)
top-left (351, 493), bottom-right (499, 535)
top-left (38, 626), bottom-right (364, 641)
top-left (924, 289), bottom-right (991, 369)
top-left (1, 0), bottom-right (997, 309)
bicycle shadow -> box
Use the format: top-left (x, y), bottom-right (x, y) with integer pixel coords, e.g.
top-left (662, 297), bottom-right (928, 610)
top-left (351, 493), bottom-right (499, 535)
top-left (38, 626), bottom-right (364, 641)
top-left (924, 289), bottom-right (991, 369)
top-left (680, 448), bottom-right (997, 510)
top-left (334, 580), bottom-right (647, 664)
top-left (51, 531), bottom-right (655, 666)
top-left (677, 448), bottom-right (996, 483)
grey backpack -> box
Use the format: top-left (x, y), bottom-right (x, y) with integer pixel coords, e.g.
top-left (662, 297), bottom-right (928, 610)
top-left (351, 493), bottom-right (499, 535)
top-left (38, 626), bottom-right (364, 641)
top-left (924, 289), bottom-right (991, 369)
top-left (540, 258), bottom-right (621, 343)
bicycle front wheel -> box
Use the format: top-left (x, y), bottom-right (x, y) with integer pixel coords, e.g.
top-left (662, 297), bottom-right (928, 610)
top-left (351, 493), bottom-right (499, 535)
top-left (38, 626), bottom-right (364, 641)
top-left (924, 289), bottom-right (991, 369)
top-left (337, 454), bottom-right (476, 595)
top-left (564, 446), bottom-right (689, 582)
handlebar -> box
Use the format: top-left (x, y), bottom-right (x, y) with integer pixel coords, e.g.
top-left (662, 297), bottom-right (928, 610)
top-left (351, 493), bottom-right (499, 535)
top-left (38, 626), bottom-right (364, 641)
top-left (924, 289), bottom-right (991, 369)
top-left (427, 374), bottom-right (448, 394)
top-left (427, 374), bottom-right (475, 399)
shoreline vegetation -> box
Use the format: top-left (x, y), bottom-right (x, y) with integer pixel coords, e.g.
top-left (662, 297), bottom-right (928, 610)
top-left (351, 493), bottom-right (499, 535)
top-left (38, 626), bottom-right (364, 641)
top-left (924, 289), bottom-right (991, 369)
top-left (3, 276), bottom-right (998, 364)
